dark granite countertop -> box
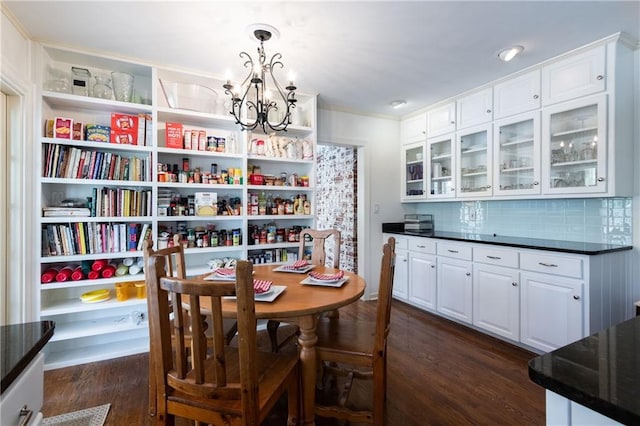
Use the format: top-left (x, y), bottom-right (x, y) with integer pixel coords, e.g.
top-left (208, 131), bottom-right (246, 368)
top-left (382, 223), bottom-right (632, 255)
top-left (528, 316), bottom-right (640, 425)
top-left (1, 321), bottom-right (55, 394)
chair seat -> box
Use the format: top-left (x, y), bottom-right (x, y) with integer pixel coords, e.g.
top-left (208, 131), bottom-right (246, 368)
top-left (167, 346), bottom-right (299, 423)
top-left (316, 318), bottom-right (376, 367)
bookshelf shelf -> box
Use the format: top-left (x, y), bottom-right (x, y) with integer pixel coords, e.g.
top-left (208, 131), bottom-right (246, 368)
top-left (36, 43), bottom-right (317, 369)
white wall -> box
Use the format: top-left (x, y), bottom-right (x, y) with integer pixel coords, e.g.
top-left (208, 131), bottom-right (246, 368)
top-left (317, 108), bottom-right (400, 299)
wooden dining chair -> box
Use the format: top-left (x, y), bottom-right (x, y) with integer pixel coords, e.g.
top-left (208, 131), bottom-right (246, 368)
top-left (143, 237), bottom-right (237, 419)
top-left (313, 236), bottom-right (396, 425)
top-left (267, 228), bottom-right (342, 353)
top-left (146, 256), bottom-right (300, 425)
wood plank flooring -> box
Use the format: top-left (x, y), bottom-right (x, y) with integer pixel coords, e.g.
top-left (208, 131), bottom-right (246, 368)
top-left (42, 300), bottom-right (545, 425)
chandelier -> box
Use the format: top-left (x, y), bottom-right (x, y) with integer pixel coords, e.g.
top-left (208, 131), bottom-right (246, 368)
top-left (223, 25), bottom-right (297, 132)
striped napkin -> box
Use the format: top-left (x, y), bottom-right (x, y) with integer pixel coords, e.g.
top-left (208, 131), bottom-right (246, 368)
top-left (214, 267), bottom-right (236, 277)
top-left (309, 270), bottom-right (344, 281)
top-left (283, 259), bottom-right (310, 270)
top-left (253, 279), bottom-right (273, 294)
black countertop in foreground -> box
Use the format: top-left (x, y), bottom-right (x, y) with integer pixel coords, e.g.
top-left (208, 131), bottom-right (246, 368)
top-left (1, 321), bottom-right (55, 394)
top-left (382, 223), bottom-right (632, 255)
top-left (528, 316), bottom-right (640, 425)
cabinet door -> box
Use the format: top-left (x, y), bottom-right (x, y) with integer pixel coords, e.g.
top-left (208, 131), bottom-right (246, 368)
top-left (520, 271), bottom-right (584, 352)
top-left (473, 263), bottom-right (519, 341)
top-left (427, 133), bottom-right (455, 199)
top-left (409, 252), bottom-right (436, 311)
top-left (437, 257), bottom-right (472, 324)
top-left (542, 94), bottom-right (607, 195)
top-left (402, 114), bottom-right (427, 144)
top-left (402, 142), bottom-right (426, 200)
top-left (493, 111), bottom-right (541, 196)
top-left (392, 249), bottom-right (409, 301)
top-left (457, 124), bottom-right (493, 198)
top-left (542, 45), bottom-right (606, 106)
top-left (427, 102), bottom-right (456, 137)
top-left (493, 70), bottom-right (541, 119)
top-left (456, 88), bottom-right (493, 129)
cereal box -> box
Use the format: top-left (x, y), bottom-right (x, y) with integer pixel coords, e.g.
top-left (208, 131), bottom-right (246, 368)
top-left (72, 122), bottom-right (83, 140)
top-left (85, 124), bottom-right (111, 142)
top-left (195, 192), bottom-right (218, 216)
top-left (54, 117), bottom-right (73, 139)
top-left (165, 122), bottom-right (183, 149)
top-left (110, 113), bottom-right (139, 145)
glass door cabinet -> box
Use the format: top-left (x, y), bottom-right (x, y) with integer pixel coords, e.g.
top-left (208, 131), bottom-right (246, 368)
top-left (542, 94), bottom-right (607, 194)
top-left (427, 134), bottom-right (455, 199)
top-left (494, 112), bottom-right (540, 196)
top-left (402, 142), bottom-right (426, 200)
top-left (457, 124), bottom-right (492, 197)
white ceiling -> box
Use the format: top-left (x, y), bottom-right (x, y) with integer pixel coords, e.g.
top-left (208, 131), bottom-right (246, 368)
top-left (3, 1), bottom-right (640, 118)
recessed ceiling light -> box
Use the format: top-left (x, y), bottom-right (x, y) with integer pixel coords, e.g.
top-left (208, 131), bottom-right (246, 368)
top-left (498, 45), bottom-right (524, 62)
top-left (390, 100), bottom-right (407, 109)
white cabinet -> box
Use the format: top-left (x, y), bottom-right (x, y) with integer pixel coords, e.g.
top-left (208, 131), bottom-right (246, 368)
top-left (457, 123), bottom-right (493, 198)
top-left (542, 94), bottom-right (607, 195)
top-left (473, 263), bottom-right (520, 341)
top-left (493, 70), bottom-right (540, 119)
top-left (542, 45), bottom-right (606, 106)
top-left (436, 243), bottom-right (473, 324)
top-left (493, 111), bottom-right (541, 196)
top-left (427, 102), bottom-right (456, 137)
top-left (402, 114), bottom-right (427, 144)
top-left (408, 239), bottom-right (437, 311)
top-left (401, 142), bottom-right (426, 200)
top-left (520, 271), bottom-right (584, 353)
top-left (392, 248), bottom-right (409, 301)
top-left (0, 353), bottom-right (45, 426)
top-left (427, 133), bottom-right (455, 199)
top-left (456, 88), bottom-right (493, 129)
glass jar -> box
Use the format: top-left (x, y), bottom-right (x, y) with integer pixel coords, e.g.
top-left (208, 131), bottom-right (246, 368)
top-left (93, 76), bottom-right (112, 99)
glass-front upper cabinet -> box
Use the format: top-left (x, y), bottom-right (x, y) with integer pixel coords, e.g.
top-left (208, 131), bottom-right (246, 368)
top-left (542, 94), bottom-right (607, 194)
top-left (494, 112), bottom-right (541, 196)
top-left (427, 133), bottom-right (455, 199)
top-left (457, 124), bottom-right (493, 198)
top-left (402, 142), bottom-right (426, 200)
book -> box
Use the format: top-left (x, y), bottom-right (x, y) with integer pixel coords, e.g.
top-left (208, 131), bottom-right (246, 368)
top-left (128, 223), bottom-right (138, 251)
top-left (42, 207), bottom-right (91, 217)
top-left (136, 223), bottom-right (150, 251)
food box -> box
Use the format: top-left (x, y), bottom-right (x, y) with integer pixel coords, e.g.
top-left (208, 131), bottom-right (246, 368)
top-left (110, 113), bottom-right (139, 145)
top-left (85, 124), bottom-right (111, 142)
top-left (44, 119), bottom-right (54, 138)
top-left (165, 122), bottom-right (183, 149)
top-left (194, 192), bottom-right (218, 216)
top-left (54, 117), bottom-right (73, 139)
top-left (72, 122), bottom-right (83, 140)
top-left (249, 174), bottom-right (264, 185)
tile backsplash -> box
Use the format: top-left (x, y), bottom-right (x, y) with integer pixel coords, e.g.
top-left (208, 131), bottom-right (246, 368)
top-left (415, 198), bottom-right (632, 244)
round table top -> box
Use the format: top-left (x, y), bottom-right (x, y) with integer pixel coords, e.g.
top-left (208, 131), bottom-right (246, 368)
top-left (199, 264), bottom-right (366, 319)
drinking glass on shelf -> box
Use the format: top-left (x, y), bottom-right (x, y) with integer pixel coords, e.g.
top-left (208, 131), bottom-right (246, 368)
top-left (111, 71), bottom-right (134, 102)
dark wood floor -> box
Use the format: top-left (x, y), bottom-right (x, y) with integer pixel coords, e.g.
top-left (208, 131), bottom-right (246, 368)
top-left (42, 300), bottom-right (545, 425)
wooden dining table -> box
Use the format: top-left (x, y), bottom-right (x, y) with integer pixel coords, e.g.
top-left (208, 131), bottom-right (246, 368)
top-left (191, 264), bottom-right (366, 426)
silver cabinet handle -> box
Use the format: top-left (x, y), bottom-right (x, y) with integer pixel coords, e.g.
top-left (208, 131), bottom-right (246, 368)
top-left (486, 109), bottom-right (492, 113)
top-left (451, 187), bottom-right (455, 191)
top-left (450, 120), bottom-right (455, 124)
top-left (448, 249), bottom-right (459, 253)
top-left (573, 295), bottom-right (581, 300)
top-left (486, 255), bottom-right (501, 259)
top-left (596, 75), bottom-right (604, 80)
top-left (431, 264), bottom-right (435, 268)
top-left (533, 94), bottom-right (539, 99)
top-left (403, 259), bottom-right (407, 262)
top-left (533, 181), bottom-right (539, 185)
top-left (422, 130), bottom-right (426, 134)
top-left (485, 185), bottom-right (492, 189)
top-left (538, 262), bottom-right (558, 267)
top-left (19, 406), bottom-right (33, 426)
top-left (597, 177), bottom-right (605, 182)
top-left (465, 272), bottom-right (471, 276)
top-left (512, 282), bottom-right (518, 287)
top-left (416, 245), bottom-right (426, 248)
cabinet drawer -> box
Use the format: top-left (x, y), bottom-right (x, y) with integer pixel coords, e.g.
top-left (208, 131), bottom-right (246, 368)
top-left (387, 234), bottom-right (408, 250)
top-left (437, 242), bottom-right (472, 261)
top-left (408, 238), bottom-right (436, 254)
top-left (520, 252), bottom-right (583, 279)
top-left (473, 246), bottom-right (519, 268)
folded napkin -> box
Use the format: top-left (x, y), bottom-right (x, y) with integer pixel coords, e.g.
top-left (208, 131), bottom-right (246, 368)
top-left (253, 279), bottom-right (273, 294)
top-left (309, 270), bottom-right (345, 281)
top-left (283, 259), bottom-right (310, 270)
top-left (214, 267), bottom-right (236, 277)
